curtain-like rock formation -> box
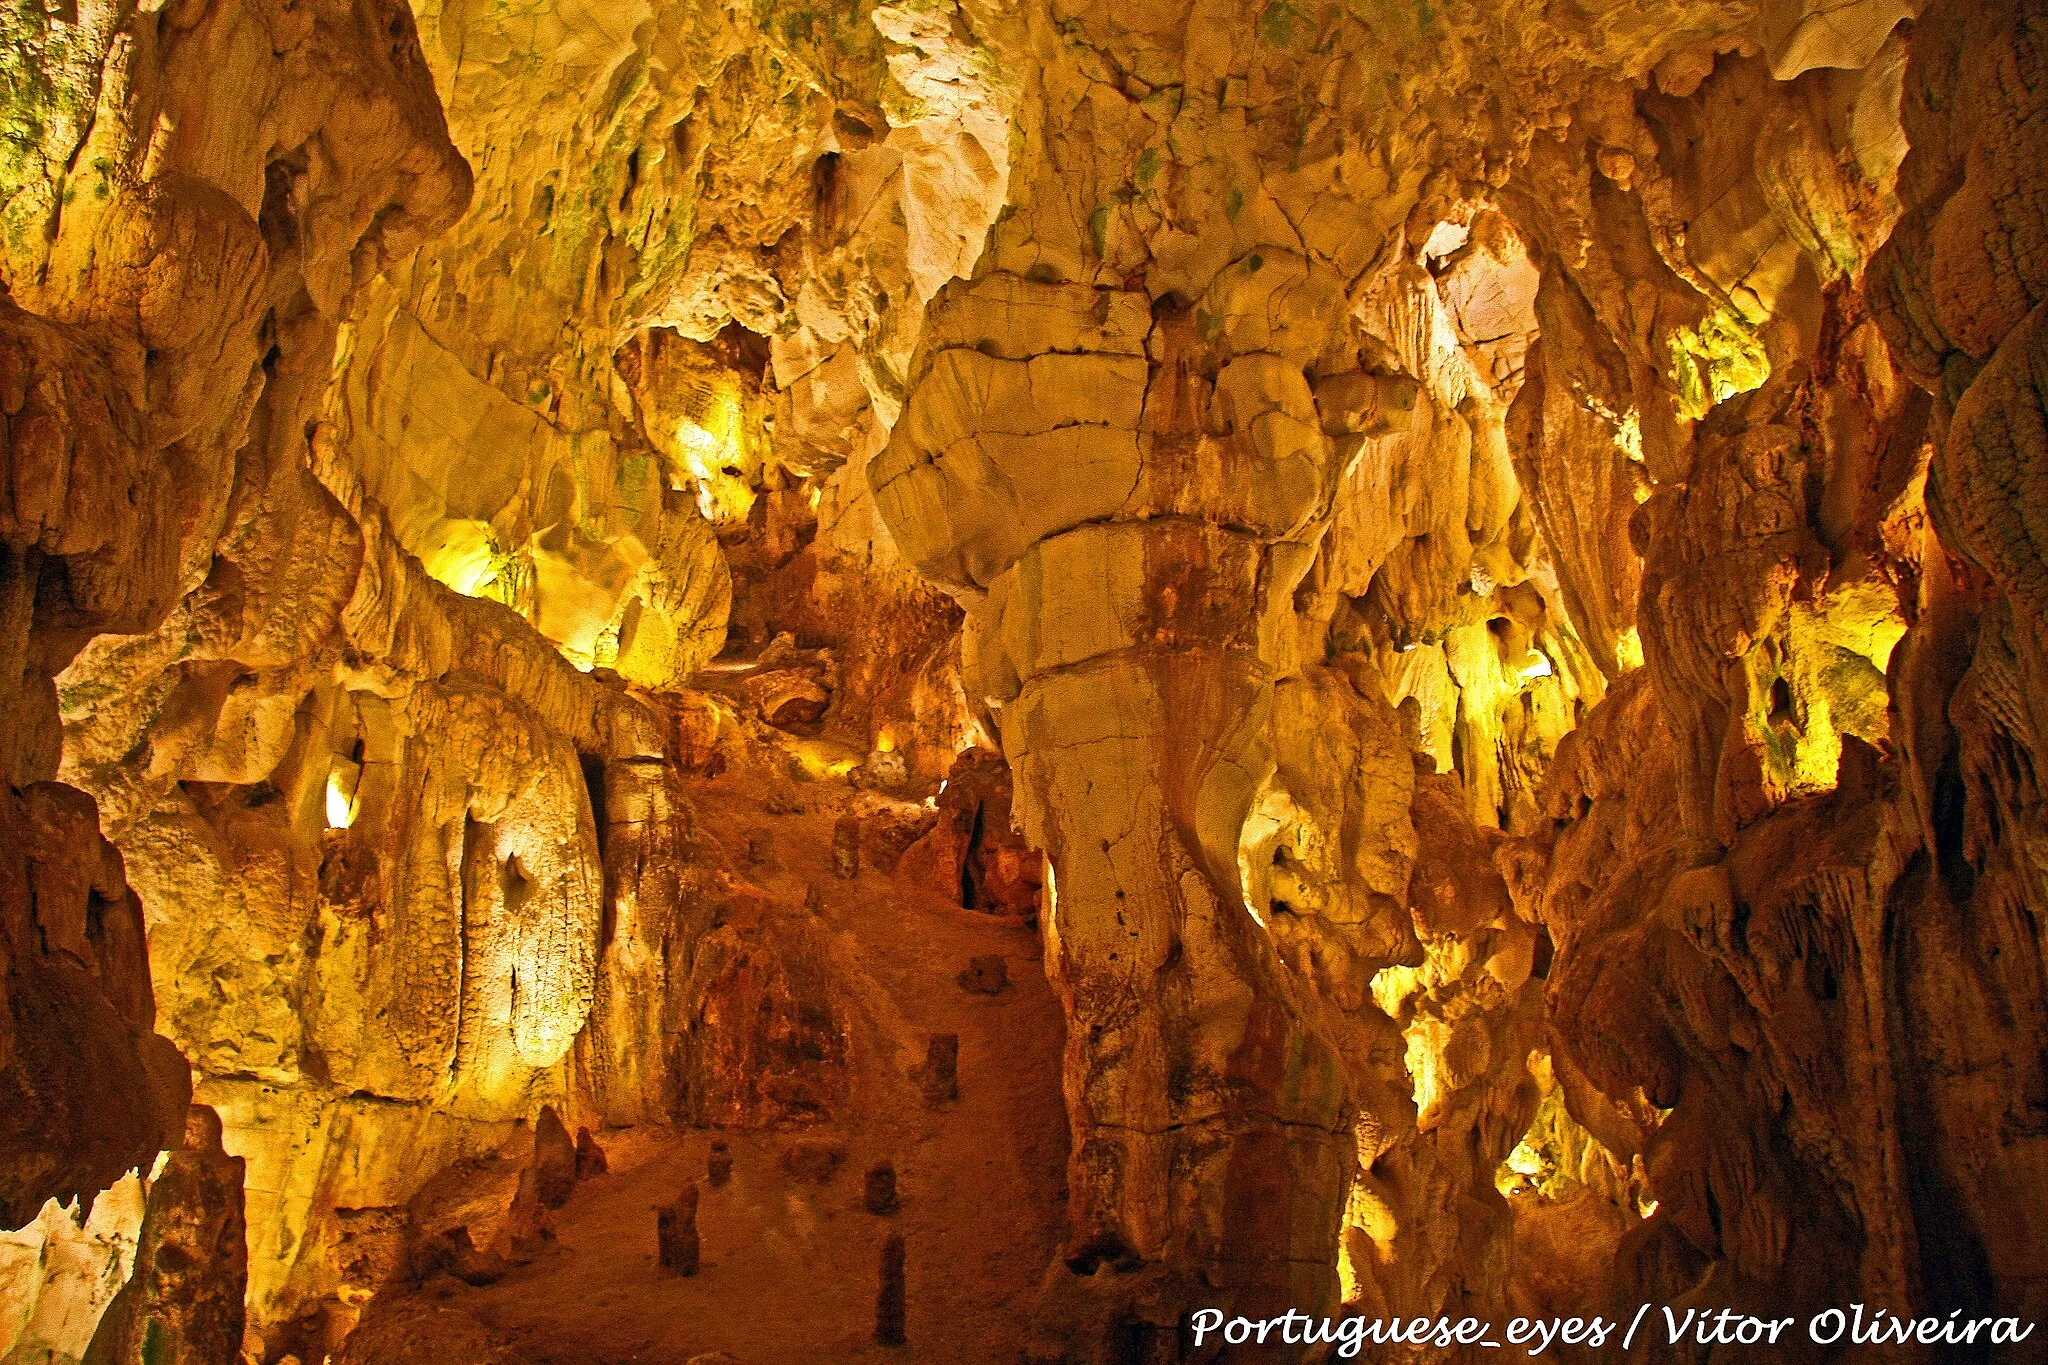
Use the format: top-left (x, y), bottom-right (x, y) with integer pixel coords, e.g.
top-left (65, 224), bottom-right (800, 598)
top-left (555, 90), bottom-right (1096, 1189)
top-left (6, 0), bottom-right (2046, 1357)
top-left (3, 0), bottom-right (467, 1253)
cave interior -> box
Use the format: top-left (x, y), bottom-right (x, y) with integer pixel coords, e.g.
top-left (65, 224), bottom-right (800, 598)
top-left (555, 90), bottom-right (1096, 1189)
top-left (2, 0), bottom-right (2046, 1359)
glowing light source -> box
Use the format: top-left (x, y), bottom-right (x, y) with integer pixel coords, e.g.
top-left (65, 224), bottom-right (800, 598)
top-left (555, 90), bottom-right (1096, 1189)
top-left (1420, 219), bottom-right (1469, 261)
top-left (875, 731), bottom-right (896, 754)
top-left (1041, 858), bottom-right (1061, 956)
top-left (1519, 651), bottom-right (1553, 682)
top-left (667, 378), bottom-right (757, 525)
top-left (1401, 1018), bottom-right (1449, 1124)
top-left (325, 757), bottom-right (362, 830)
top-left (1370, 964), bottom-right (1423, 1018)
top-left (1496, 1135), bottom-right (1549, 1196)
top-left (423, 529), bottom-right (508, 600)
top-left (789, 736), bottom-right (863, 780)
top-left (1614, 627), bottom-right (1645, 673)
top-left (1616, 408), bottom-right (1644, 463)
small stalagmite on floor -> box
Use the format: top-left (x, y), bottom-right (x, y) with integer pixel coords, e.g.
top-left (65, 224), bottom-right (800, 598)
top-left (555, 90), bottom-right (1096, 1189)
top-left (875, 1232), bottom-right (907, 1346)
top-left (832, 815), bottom-right (861, 879)
top-left (865, 1160), bottom-right (899, 1215)
top-left (658, 1184), bottom-right (701, 1277)
top-left (916, 1034), bottom-right (959, 1108)
top-left (532, 1106), bottom-right (577, 1209)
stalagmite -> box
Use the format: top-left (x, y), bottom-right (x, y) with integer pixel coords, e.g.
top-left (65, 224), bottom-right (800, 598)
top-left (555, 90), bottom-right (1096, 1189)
top-left (865, 1161), bottom-right (900, 1216)
top-left (876, 1232), bottom-right (908, 1347)
top-left (82, 1108), bottom-right (247, 1365)
top-left (916, 1035), bottom-right (960, 1109)
top-left (832, 816), bottom-right (862, 880)
top-left (657, 1185), bottom-right (701, 1278)
top-left (532, 1107), bottom-right (577, 1209)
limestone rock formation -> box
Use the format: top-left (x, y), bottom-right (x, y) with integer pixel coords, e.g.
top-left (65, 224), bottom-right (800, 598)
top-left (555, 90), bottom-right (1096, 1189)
top-left (1495, 0), bottom-right (2048, 1339)
top-left (9, 0), bottom-right (2048, 1358)
top-left (876, 1230), bottom-right (908, 1346)
top-left (333, 1297), bottom-right (532, 1365)
top-left (531, 1107), bottom-right (577, 1209)
top-left (0, 779), bottom-right (187, 1230)
top-left (656, 1184), bottom-right (701, 1277)
top-left (405, 1134), bottom-right (546, 1287)
top-left (0, 1171), bottom-right (147, 1364)
top-left (864, 1159), bottom-right (900, 1216)
top-left (902, 744), bottom-right (1043, 916)
top-left (83, 1107), bottom-right (247, 1365)
top-left (677, 885), bottom-right (849, 1129)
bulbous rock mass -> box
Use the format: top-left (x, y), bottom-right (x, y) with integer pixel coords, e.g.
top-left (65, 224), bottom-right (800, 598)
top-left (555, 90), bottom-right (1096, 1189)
top-left (1, 0), bottom-right (2044, 1359)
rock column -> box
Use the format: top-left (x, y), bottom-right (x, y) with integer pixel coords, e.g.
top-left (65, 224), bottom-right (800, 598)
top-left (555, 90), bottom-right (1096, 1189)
top-left (84, 1106), bottom-right (248, 1365)
top-left (869, 4), bottom-right (1429, 1350)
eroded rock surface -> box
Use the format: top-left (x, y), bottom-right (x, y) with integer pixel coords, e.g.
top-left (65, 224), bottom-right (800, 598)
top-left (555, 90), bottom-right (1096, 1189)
top-left (83, 1107), bottom-right (247, 1365)
top-left (8, 0), bottom-right (2048, 1358)
top-left (1498, 0), bottom-right (2048, 1339)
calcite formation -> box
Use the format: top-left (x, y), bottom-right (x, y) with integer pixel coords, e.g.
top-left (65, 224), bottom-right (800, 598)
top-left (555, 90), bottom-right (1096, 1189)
top-left (4, 0), bottom-right (2045, 1359)
top-left (83, 1106), bottom-right (248, 1365)
top-left (0, 1171), bottom-right (146, 1362)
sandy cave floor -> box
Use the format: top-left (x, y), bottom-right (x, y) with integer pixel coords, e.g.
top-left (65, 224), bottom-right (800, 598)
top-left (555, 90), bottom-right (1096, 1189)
top-left (420, 751), bottom-right (1073, 1363)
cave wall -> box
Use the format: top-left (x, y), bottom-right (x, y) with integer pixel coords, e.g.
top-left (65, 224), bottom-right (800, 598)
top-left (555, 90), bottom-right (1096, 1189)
top-left (3, 0), bottom-right (2045, 1357)
top-left (0, 0), bottom-right (690, 1340)
top-left (2, 0), bottom-right (469, 1237)
top-left (1501, 0), bottom-right (2048, 1334)
top-left (4, 0), bottom-right (1026, 1345)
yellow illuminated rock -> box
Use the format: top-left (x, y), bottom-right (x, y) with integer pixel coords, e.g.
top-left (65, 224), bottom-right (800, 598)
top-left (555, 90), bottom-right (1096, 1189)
top-left (6, 0), bottom-right (2047, 1359)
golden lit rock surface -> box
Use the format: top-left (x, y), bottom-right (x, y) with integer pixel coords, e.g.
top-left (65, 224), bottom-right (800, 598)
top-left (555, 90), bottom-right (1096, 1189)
top-left (5, 0), bottom-right (2047, 1357)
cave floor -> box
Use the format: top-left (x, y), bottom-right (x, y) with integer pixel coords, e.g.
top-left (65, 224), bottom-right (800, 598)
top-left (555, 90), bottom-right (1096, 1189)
top-left (427, 750), bottom-right (1072, 1362)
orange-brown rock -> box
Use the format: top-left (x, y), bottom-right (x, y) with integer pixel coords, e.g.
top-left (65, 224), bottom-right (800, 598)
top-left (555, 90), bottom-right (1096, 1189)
top-left (82, 1107), bottom-right (247, 1365)
top-left (901, 745), bottom-right (1043, 917)
top-left (1497, 0), bottom-right (2048, 1337)
top-left (14, 0), bottom-right (2048, 1356)
top-left (656, 1184), bottom-right (701, 1277)
top-left (678, 887), bottom-right (849, 1129)
top-left (333, 1297), bottom-right (532, 1365)
top-left (0, 781), bottom-right (187, 1229)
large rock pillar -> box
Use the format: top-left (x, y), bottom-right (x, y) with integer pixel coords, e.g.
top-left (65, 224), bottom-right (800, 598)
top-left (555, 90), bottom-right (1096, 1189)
top-left (84, 1106), bottom-right (249, 1365)
top-left (869, 7), bottom-right (1428, 1351)
top-left (878, 285), bottom-right (1356, 1356)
